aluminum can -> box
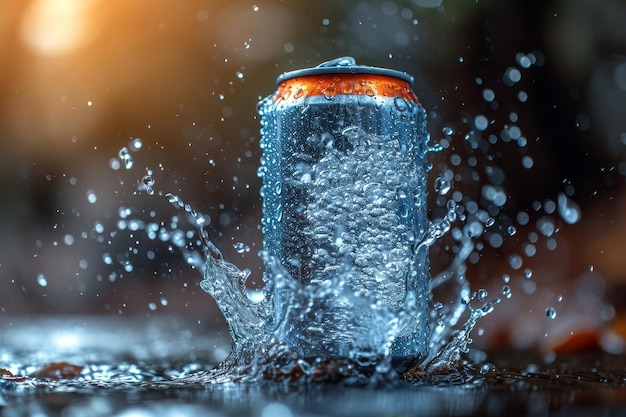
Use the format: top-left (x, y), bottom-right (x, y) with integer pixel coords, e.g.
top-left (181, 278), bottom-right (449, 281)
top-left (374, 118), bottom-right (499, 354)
top-left (258, 57), bottom-right (430, 365)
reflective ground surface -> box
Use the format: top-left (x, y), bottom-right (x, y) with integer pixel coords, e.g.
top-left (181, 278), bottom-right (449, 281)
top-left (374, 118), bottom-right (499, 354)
top-left (2, 317), bottom-right (625, 417)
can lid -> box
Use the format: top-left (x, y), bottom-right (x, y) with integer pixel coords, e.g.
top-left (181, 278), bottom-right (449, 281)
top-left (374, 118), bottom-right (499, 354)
top-left (276, 56), bottom-right (414, 86)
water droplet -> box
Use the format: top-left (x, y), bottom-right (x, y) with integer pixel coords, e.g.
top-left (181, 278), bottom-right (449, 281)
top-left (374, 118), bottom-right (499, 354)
top-left (546, 307), bottom-right (557, 319)
top-left (399, 204), bottom-right (410, 218)
top-left (233, 242), bottom-right (250, 254)
top-left (557, 192), bottom-right (581, 224)
top-left (504, 67), bottom-right (522, 84)
top-left (488, 233), bottom-right (503, 248)
top-left (428, 143), bottom-right (443, 153)
top-left (508, 254), bottom-right (523, 270)
top-left (129, 138), bottom-right (143, 152)
top-left (142, 175), bottom-right (155, 188)
top-left (546, 238), bottom-right (558, 251)
top-left (86, 189), bottom-right (97, 204)
top-left (518, 91), bottom-right (528, 102)
top-left (474, 115), bottom-right (489, 131)
top-left (479, 363), bottom-right (494, 374)
top-left (434, 177), bottom-right (451, 195)
top-left (521, 155), bottom-right (534, 169)
top-left (236, 71), bottom-right (244, 80)
top-left (118, 147), bottom-right (133, 170)
top-left (516, 53), bottom-right (532, 69)
top-left (523, 243), bottom-right (536, 257)
top-left (482, 88), bottom-right (495, 102)
top-left (477, 289), bottom-right (488, 302)
top-left (442, 126), bottom-right (454, 136)
top-left (485, 217), bottom-right (495, 227)
top-left (322, 87), bottom-right (336, 100)
top-left (543, 200), bottom-right (556, 215)
top-left (276, 206), bottom-right (283, 222)
top-left (37, 274), bottom-right (48, 287)
top-left (445, 208), bottom-right (457, 223)
top-left (502, 285), bottom-right (511, 299)
top-left (64, 234), bottom-right (75, 246)
top-left (109, 158), bottom-right (121, 171)
top-left (507, 225), bottom-right (517, 236)
top-left (394, 96), bottom-right (407, 112)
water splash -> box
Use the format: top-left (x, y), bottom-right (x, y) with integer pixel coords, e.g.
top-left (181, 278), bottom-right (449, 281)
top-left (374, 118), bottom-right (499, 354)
top-left (102, 130), bottom-right (478, 384)
top-left (89, 52), bottom-right (590, 385)
top-left (179, 138), bottom-right (485, 384)
top-left (98, 132), bottom-right (501, 384)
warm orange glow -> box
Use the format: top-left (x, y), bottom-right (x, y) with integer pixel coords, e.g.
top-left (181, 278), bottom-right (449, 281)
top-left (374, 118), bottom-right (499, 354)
top-left (20, 0), bottom-right (100, 56)
top-left (3, 2), bottom-right (294, 155)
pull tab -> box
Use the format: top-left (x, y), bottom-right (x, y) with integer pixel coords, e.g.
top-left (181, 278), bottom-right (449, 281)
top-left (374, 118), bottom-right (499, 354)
top-left (317, 56), bottom-right (357, 68)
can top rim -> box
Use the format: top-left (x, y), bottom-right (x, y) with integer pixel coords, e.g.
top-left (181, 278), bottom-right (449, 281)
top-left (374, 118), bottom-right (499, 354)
top-left (276, 56), bottom-right (414, 86)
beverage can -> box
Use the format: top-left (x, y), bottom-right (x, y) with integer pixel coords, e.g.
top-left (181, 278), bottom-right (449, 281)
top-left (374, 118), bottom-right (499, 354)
top-left (258, 57), bottom-right (431, 365)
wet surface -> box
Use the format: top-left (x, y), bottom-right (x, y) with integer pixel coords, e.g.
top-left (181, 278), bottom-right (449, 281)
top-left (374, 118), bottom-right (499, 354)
top-left (2, 317), bottom-right (626, 416)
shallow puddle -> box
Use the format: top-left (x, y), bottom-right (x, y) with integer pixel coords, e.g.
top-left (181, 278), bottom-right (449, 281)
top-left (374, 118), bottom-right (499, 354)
top-left (1, 317), bottom-right (624, 416)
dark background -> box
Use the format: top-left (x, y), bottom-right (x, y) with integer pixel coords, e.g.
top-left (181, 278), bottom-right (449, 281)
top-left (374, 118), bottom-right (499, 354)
top-left (1, 0), bottom-right (625, 351)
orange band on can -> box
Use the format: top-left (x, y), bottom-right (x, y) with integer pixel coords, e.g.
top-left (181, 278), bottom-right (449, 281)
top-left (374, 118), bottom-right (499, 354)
top-left (275, 73), bottom-right (418, 103)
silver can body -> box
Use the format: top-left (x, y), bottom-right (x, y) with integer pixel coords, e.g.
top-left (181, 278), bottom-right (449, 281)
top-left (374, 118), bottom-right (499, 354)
top-left (258, 58), bottom-right (431, 365)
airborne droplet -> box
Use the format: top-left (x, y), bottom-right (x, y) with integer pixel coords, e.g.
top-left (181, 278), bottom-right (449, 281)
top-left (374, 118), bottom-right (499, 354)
top-left (502, 285), bottom-right (511, 299)
top-left (37, 274), bottom-right (48, 287)
top-left (434, 177), bottom-right (451, 195)
top-left (142, 175), bottom-right (155, 187)
top-left (118, 147), bottom-right (133, 170)
top-left (233, 242), bottom-right (251, 254)
top-left (129, 138), bottom-right (143, 152)
top-left (557, 193), bottom-right (581, 224)
top-left (86, 189), bottom-right (97, 204)
top-left (442, 126), bottom-right (454, 136)
top-left (474, 115), bottom-right (489, 131)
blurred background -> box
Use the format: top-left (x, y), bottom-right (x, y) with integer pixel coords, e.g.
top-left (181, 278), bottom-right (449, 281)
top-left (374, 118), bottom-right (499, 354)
top-left (1, 0), bottom-right (625, 352)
